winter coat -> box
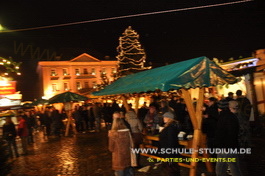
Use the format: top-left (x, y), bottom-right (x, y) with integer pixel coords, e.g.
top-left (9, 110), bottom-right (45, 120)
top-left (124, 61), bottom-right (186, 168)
top-left (108, 129), bottom-right (131, 171)
top-left (144, 111), bottom-right (159, 129)
top-left (125, 111), bottom-right (143, 133)
top-left (3, 122), bottom-right (17, 141)
top-left (17, 118), bottom-right (29, 137)
top-left (215, 110), bottom-right (239, 149)
top-left (159, 121), bottom-right (181, 158)
top-left (126, 111), bottom-right (144, 147)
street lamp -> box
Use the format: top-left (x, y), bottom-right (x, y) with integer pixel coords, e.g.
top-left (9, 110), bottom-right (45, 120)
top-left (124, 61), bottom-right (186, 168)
top-left (0, 24), bottom-right (5, 31)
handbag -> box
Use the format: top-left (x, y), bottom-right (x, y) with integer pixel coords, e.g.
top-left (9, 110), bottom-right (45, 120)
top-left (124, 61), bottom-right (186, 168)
top-left (129, 132), bottom-right (138, 167)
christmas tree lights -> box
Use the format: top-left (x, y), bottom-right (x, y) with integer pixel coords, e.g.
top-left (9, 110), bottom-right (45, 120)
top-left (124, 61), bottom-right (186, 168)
top-left (116, 26), bottom-right (151, 78)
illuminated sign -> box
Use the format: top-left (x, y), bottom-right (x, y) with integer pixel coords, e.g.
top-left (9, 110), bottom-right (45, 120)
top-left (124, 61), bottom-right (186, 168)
top-left (0, 81), bottom-right (16, 95)
top-left (0, 98), bottom-right (21, 107)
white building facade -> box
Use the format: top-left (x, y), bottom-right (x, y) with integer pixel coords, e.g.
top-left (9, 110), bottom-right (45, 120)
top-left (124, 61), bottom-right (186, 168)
top-left (37, 53), bottom-right (117, 99)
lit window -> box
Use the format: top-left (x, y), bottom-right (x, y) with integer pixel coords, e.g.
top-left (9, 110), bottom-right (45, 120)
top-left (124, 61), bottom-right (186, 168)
top-left (51, 69), bottom-right (57, 76)
top-left (92, 81), bottom-right (97, 89)
top-left (52, 84), bottom-right (57, 92)
top-left (102, 68), bottom-right (106, 75)
top-left (111, 68), bottom-right (116, 73)
top-left (91, 68), bottom-right (96, 75)
top-left (64, 82), bottom-right (69, 91)
top-left (63, 68), bottom-right (68, 76)
top-left (76, 82), bottom-right (81, 90)
top-left (75, 69), bottom-right (80, 75)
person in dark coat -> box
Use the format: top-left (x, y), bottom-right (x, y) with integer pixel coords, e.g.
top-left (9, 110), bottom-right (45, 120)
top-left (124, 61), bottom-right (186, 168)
top-left (159, 112), bottom-right (181, 176)
top-left (3, 117), bottom-right (19, 158)
top-left (102, 103), bottom-right (113, 130)
top-left (215, 101), bottom-right (242, 176)
top-left (137, 102), bottom-right (148, 126)
top-left (23, 111), bottom-right (36, 144)
top-left (72, 105), bottom-right (84, 132)
top-left (218, 92), bottom-right (234, 111)
top-left (236, 90), bottom-right (252, 120)
top-left (80, 105), bottom-right (89, 131)
top-left (202, 97), bottom-right (219, 150)
top-left (50, 107), bottom-right (63, 136)
top-left (175, 98), bottom-right (189, 129)
top-left (43, 107), bottom-right (53, 136)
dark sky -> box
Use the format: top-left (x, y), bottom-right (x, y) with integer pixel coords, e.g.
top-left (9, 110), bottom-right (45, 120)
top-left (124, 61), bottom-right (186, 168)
top-left (0, 0), bottom-right (264, 100)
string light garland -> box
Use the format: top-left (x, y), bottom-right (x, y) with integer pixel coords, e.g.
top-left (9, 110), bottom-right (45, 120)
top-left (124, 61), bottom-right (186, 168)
top-left (0, 57), bottom-right (21, 79)
top-left (116, 26), bottom-right (151, 78)
top-left (0, 0), bottom-right (252, 33)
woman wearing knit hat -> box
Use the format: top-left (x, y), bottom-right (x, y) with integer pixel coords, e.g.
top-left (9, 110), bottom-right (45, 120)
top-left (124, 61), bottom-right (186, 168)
top-left (159, 111), bottom-right (181, 176)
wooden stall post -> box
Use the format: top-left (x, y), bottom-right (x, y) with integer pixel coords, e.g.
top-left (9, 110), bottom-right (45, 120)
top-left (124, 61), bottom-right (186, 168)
top-left (196, 88), bottom-right (214, 173)
top-left (182, 89), bottom-right (199, 176)
top-left (64, 102), bottom-right (77, 136)
top-left (121, 95), bottom-right (130, 112)
top-left (181, 89), bottom-right (198, 130)
top-left (181, 88), bottom-right (213, 176)
top-left (135, 94), bottom-right (140, 116)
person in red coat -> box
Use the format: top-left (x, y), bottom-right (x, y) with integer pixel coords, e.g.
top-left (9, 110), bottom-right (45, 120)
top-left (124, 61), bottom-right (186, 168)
top-left (17, 115), bottom-right (29, 155)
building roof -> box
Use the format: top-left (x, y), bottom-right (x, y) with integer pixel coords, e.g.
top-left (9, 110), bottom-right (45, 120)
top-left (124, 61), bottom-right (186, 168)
top-left (70, 53), bottom-right (100, 62)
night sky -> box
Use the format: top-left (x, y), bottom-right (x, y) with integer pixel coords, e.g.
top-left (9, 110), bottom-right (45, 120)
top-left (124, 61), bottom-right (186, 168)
top-left (0, 0), bottom-right (264, 100)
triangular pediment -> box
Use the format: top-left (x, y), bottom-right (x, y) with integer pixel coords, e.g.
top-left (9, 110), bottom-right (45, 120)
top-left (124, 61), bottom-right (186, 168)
top-left (70, 53), bottom-right (100, 62)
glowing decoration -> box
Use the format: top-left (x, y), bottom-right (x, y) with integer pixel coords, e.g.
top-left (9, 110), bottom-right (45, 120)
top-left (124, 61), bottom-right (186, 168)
top-left (116, 26), bottom-right (151, 78)
top-left (0, 57), bottom-right (22, 78)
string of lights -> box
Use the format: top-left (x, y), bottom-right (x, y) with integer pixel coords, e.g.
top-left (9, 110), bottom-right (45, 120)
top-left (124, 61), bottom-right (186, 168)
top-left (0, 57), bottom-right (21, 79)
top-left (0, 0), bottom-right (253, 33)
top-left (117, 26), bottom-right (151, 78)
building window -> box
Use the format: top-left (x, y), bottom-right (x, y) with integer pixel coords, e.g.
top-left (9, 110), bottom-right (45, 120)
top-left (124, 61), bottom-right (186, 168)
top-left (83, 68), bottom-right (88, 75)
top-left (63, 68), bottom-right (69, 76)
top-left (111, 68), bottom-right (116, 74)
top-left (91, 68), bottom-right (96, 75)
top-left (51, 69), bottom-right (57, 76)
top-left (64, 82), bottom-right (69, 91)
top-left (52, 84), bottom-right (57, 92)
top-left (76, 82), bottom-right (81, 90)
top-left (84, 81), bottom-right (89, 88)
top-left (102, 68), bottom-right (106, 75)
top-left (75, 69), bottom-right (80, 75)
top-left (92, 81), bottom-right (97, 89)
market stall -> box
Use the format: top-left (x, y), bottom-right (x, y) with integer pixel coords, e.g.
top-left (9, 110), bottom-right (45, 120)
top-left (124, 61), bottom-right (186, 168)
top-left (48, 91), bottom-right (89, 136)
top-left (92, 56), bottom-right (238, 176)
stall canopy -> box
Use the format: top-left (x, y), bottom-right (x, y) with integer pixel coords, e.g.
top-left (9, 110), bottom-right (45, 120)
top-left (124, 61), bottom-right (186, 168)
top-left (92, 56), bottom-right (238, 96)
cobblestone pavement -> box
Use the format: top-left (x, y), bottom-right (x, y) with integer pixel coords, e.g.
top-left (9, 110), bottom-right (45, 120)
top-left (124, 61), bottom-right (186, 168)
top-left (3, 129), bottom-right (265, 176)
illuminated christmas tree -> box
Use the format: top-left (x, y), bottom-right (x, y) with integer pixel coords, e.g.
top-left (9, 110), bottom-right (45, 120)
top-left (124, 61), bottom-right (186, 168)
top-left (116, 26), bottom-right (151, 78)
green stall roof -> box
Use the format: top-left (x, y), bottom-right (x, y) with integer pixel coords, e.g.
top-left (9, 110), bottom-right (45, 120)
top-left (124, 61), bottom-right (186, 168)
top-left (92, 56), bottom-right (238, 96)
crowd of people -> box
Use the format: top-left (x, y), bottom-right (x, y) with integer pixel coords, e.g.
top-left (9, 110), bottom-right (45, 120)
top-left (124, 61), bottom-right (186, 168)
top-left (108, 90), bottom-right (252, 176)
top-left (2, 89), bottom-right (252, 176)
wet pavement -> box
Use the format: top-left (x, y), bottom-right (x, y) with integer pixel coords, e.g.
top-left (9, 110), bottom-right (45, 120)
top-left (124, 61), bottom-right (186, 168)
top-left (2, 128), bottom-right (265, 176)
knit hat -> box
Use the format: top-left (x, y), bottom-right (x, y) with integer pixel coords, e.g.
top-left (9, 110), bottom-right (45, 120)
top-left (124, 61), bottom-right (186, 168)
top-left (163, 112), bottom-right (174, 119)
